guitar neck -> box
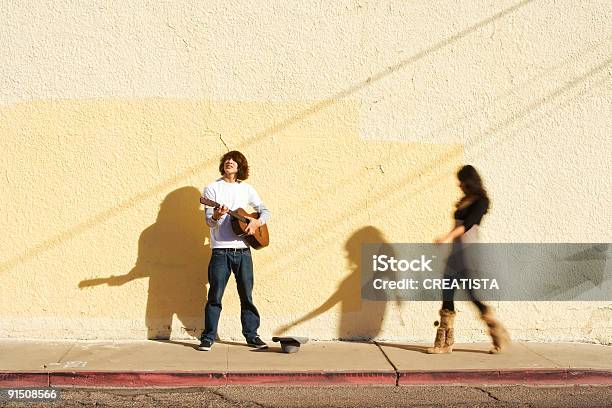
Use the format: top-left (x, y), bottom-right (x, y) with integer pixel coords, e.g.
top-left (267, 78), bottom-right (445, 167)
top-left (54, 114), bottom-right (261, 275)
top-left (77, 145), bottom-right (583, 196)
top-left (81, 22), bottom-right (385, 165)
top-left (206, 199), bottom-right (250, 223)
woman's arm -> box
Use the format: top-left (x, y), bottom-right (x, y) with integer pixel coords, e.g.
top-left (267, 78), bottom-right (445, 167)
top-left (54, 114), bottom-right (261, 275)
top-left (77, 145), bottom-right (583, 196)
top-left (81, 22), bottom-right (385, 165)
top-left (434, 197), bottom-right (488, 243)
top-left (434, 225), bottom-right (466, 244)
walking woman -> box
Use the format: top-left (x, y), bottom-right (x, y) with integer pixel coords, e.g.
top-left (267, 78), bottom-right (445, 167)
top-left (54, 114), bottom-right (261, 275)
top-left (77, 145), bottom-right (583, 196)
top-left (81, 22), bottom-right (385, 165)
top-left (428, 165), bottom-right (510, 354)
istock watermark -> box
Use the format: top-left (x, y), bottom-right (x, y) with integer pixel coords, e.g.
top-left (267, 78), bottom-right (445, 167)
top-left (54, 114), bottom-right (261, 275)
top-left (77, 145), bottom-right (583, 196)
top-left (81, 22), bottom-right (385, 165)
top-left (372, 254), bottom-right (435, 272)
top-left (361, 243), bottom-right (611, 301)
top-left (372, 277), bottom-right (499, 291)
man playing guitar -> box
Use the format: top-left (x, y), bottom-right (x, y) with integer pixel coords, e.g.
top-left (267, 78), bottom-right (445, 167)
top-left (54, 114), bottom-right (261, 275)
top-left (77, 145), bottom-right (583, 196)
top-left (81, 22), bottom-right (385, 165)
top-left (198, 150), bottom-right (271, 351)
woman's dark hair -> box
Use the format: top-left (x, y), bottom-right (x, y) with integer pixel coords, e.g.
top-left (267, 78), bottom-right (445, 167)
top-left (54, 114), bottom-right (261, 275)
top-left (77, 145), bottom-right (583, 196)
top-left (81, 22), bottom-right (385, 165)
top-left (456, 165), bottom-right (488, 207)
top-left (219, 150), bottom-right (249, 180)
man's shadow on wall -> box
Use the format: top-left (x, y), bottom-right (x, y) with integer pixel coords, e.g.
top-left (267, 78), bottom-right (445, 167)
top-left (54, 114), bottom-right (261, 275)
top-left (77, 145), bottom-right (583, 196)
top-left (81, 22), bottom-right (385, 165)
top-left (275, 226), bottom-right (401, 340)
top-left (79, 186), bottom-right (210, 339)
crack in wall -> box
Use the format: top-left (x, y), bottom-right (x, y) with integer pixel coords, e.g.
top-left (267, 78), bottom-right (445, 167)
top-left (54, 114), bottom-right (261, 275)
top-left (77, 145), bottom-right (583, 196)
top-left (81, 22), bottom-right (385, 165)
top-left (219, 135), bottom-right (230, 151)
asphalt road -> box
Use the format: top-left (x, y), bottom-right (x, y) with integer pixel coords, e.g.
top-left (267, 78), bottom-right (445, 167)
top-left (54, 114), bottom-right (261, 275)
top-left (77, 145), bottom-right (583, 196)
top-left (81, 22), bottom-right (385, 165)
top-left (1, 385), bottom-right (611, 408)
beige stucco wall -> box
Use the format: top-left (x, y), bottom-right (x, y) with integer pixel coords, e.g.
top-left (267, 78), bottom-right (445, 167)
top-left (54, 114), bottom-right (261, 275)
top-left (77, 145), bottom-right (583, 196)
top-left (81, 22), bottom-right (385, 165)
top-left (1, 1), bottom-right (610, 343)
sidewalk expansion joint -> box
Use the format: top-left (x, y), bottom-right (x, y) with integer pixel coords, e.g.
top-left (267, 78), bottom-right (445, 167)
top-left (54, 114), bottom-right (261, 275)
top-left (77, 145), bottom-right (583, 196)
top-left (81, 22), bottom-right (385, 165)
top-left (517, 342), bottom-right (562, 367)
top-left (374, 341), bottom-right (399, 386)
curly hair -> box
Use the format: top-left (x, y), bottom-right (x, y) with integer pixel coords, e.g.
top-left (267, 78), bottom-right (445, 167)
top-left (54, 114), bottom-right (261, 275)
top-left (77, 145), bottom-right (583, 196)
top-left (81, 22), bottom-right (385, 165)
top-left (218, 150), bottom-right (249, 180)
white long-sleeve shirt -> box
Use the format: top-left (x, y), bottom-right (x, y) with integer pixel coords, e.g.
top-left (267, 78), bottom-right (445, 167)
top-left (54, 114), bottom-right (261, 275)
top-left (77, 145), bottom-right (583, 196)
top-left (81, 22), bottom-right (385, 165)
top-left (203, 179), bottom-right (271, 249)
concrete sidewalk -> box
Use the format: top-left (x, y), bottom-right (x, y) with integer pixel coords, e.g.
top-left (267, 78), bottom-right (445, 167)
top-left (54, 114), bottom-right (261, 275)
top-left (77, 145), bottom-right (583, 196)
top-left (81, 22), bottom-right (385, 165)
top-left (1, 340), bottom-right (610, 387)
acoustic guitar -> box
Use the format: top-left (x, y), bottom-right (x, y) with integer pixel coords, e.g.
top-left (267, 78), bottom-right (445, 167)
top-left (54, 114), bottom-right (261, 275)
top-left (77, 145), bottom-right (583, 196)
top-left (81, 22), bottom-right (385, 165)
top-left (200, 196), bottom-right (269, 249)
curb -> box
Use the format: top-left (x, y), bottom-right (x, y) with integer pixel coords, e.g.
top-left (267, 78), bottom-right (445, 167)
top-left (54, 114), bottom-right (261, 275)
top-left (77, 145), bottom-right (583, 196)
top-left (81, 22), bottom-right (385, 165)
top-left (398, 369), bottom-right (612, 385)
top-left (1, 369), bottom-right (611, 388)
top-left (0, 371), bottom-right (397, 387)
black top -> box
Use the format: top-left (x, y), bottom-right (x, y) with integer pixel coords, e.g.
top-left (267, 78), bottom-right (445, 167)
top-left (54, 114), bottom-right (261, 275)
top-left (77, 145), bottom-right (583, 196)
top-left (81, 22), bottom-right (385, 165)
top-left (454, 196), bottom-right (489, 231)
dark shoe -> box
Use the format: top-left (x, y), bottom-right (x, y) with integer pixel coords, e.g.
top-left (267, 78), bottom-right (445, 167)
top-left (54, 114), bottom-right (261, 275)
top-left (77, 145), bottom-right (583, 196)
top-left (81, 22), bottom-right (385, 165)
top-left (197, 339), bottom-right (213, 351)
top-left (247, 336), bottom-right (268, 349)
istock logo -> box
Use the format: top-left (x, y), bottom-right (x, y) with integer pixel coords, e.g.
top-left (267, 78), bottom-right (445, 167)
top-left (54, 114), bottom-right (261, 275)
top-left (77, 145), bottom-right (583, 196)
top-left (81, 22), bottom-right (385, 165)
top-left (372, 255), bottom-right (435, 272)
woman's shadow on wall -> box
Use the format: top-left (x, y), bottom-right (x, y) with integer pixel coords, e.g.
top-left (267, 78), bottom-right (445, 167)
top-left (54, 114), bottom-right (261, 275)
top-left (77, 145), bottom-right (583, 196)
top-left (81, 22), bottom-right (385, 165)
top-left (275, 226), bottom-right (401, 340)
top-left (79, 186), bottom-right (210, 340)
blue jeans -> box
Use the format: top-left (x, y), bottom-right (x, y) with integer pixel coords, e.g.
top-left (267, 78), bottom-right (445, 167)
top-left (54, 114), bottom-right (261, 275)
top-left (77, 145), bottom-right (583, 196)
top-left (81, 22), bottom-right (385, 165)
top-left (201, 248), bottom-right (260, 342)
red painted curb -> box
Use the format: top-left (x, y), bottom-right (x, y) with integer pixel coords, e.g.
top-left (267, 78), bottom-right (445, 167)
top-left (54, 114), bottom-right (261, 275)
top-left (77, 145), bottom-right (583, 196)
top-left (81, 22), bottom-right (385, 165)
top-left (398, 369), bottom-right (612, 385)
top-left (49, 371), bottom-right (227, 388)
top-left (567, 369), bottom-right (612, 385)
top-left (226, 371), bottom-right (397, 386)
top-left (1, 371), bottom-right (396, 387)
top-left (0, 372), bottom-right (49, 387)
top-left (1, 369), bottom-right (610, 387)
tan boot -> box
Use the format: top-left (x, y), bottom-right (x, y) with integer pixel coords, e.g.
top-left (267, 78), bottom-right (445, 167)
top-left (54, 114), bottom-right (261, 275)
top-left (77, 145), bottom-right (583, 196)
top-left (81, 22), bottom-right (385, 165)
top-left (427, 309), bottom-right (456, 354)
top-left (481, 308), bottom-right (510, 354)
top-left (445, 323), bottom-right (455, 351)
